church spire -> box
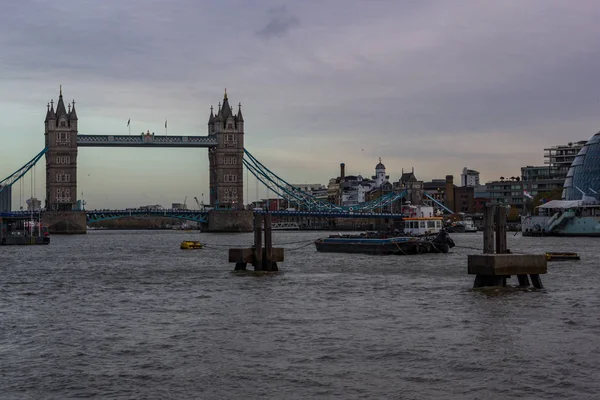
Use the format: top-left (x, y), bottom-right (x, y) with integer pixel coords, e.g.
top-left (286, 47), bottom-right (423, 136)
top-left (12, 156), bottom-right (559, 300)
top-left (208, 105), bottom-right (214, 124)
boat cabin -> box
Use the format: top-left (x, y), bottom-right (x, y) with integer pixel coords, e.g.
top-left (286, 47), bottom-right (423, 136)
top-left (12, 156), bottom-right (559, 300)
top-left (401, 205), bottom-right (444, 235)
top-left (403, 217), bottom-right (444, 236)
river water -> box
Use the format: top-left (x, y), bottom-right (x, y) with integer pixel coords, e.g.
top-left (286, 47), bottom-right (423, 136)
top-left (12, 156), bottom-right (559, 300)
top-left (1, 230), bottom-right (599, 399)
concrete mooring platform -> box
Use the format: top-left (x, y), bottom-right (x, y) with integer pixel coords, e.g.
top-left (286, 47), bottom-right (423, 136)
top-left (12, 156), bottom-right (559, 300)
top-left (468, 205), bottom-right (548, 289)
top-left (468, 254), bottom-right (547, 288)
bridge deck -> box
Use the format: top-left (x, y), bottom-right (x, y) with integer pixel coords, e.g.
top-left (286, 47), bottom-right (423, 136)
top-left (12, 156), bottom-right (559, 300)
top-left (77, 134), bottom-right (217, 147)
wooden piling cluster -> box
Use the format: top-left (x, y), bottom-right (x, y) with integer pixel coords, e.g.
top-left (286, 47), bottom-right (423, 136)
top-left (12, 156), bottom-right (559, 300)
top-left (229, 213), bottom-right (284, 271)
top-left (468, 205), bottom-right (547, 288)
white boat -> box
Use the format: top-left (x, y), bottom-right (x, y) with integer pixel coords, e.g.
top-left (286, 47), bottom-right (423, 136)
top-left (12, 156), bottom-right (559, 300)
top-left (402, 205), bottom-right (444, 236)
top-left (521, 198), bottom-right (600, 237)
top-left (457, 217), bottom-right (478, 232)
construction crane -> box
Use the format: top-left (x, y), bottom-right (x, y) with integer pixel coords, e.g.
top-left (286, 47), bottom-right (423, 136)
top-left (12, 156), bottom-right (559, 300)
top-left (194, 196), bottom-right (203, 210)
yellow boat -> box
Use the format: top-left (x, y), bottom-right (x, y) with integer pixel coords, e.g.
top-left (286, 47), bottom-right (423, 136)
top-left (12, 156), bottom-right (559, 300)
top-left (180, 240), bottom-right (203, 250)
top-left (546, 252), bottom-right (580, 261)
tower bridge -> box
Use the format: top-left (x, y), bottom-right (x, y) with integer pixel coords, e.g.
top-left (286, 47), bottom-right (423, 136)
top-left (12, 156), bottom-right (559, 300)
top-left (44, 87), bottom-right (244, 214)
top-left (1, 88), bottom-right (410, 233)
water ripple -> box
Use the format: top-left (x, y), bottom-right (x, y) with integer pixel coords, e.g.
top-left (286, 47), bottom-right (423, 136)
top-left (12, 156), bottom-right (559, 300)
top-left (1, 230), bottom-right (599, 399)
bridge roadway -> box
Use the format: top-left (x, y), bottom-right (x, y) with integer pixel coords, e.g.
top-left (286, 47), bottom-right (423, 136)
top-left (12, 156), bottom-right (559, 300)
top-left (2, 210), bottom-right (406, 223)
top-left (252, 210), bottom-right (406, 219)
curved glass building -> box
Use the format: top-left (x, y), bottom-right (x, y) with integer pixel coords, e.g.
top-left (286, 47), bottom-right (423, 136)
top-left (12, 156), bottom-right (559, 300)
top-left (562, 132), bottom-right (600, 200)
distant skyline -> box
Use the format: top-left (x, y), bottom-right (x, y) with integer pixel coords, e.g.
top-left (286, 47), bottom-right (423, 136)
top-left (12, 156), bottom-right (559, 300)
top-left (1, 0), bottom-right (600, 209)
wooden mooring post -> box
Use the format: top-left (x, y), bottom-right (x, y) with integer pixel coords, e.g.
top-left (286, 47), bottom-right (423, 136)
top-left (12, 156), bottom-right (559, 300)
top-left (229, 213), bottom-right (284, 272)
top-left (468, 204), bottom-right (547, 289)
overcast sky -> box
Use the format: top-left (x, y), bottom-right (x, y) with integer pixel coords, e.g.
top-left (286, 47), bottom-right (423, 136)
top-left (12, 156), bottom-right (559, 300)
top-left (1, 0), bottom-right (599, 209)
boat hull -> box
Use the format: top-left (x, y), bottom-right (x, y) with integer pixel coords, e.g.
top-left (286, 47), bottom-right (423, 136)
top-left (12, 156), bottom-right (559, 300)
top-left (314, 232), bottom-right (453, 255)
top-left (546, 252), bottom-right (580, 261)
top-left (1, 236), bottom-right (50, 245)
top-left (314, 241), bottom-right (447, 255)
top-left (180, 240), bottom-right (203, 249)
top-left (521, 215), bottom-right (600, 237)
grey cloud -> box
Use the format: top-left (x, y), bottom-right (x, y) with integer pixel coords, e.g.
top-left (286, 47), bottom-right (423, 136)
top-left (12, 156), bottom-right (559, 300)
top-left (3, 0), bottom-right (600, 201)
top-left (256, 6), bottom-right (300, 39)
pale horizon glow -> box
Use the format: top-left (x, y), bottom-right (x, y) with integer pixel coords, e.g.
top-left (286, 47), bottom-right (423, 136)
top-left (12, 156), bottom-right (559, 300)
top-left (1, 0), bottom-right (599, 209)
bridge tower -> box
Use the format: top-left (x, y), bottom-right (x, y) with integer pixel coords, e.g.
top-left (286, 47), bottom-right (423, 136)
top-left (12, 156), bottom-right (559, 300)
top-left (44, 87), bottom-right (78, 211)
top-left (208, 90), bottom-right (244, 209)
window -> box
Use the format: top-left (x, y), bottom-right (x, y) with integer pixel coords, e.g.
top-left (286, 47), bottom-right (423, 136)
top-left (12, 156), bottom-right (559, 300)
top-left (56, 155), bottom-right (71, 164)
top-left (55, 188), bottom-right (72, 203)
top-left (56, 173), bottom-right (71, 183)
top-left (56, 132), bottom-right (70, 145)
top-left (223, 156), bottom-right (237, 165)
top-left (224, 134), bottom-right (236, 147)
top-left (224, 174), bottom-right (237, 183)
top-left (222, 188), bottom-right (238, 202)
top-left (60, 121), bottom-right (67, 127)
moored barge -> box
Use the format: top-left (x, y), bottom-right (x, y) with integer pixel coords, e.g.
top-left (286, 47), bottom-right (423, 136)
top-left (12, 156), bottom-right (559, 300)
top-left (314, 230), bottom-right (454, 255)
top-left (0, 213), bottom-right (50, 245)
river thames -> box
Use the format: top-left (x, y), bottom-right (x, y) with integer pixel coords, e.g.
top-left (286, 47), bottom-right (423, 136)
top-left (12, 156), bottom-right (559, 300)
top-left (1, 230), bottom-right (599, 399)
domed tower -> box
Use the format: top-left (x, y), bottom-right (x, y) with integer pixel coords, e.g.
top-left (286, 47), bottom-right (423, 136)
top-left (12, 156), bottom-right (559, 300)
top-left (374, 158), bottom-right (388, 187)
top-left (44, 87), bottom-right (79, 211)
top-left (208, 89), bottom-right (245, 209)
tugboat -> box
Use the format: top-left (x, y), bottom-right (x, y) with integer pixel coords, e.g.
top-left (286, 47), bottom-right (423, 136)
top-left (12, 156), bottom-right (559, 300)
top-left (0, 213), bottom-right (50, 245)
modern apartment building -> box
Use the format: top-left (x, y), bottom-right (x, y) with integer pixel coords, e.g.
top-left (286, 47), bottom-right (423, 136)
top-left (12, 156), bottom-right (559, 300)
top-left (521, 140), bottom-right (587, 199)
top-left (461, 167), bottom-right (480, 187)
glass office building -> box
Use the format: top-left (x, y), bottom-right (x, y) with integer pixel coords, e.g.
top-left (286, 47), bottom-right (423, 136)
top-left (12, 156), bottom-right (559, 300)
top-left (562, 132), bottom-right (600, 200)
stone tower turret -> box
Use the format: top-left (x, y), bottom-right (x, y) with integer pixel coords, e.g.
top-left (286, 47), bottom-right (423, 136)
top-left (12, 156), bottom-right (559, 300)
top-left (208, 89), bottom-right (244, 209)
top-left (45, 87), bottom-right (78, 211)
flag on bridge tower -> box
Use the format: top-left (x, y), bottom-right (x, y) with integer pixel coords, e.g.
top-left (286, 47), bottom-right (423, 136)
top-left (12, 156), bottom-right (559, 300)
top-left (127, 118), bottom-right (131, 135)
top-left (165, 119), bottom-right (168, 135)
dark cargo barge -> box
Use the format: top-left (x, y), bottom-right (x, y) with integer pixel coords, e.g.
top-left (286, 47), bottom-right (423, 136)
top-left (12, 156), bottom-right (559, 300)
top-left (314, 230), bottom-right (454, 255)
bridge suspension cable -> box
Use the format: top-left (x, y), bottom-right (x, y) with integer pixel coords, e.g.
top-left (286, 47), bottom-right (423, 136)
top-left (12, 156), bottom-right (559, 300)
top-left (243, 149), bottom-right (408, 213)
top-left (424, 192), bottom-right (454, 214)
top-left (0, 147), bottom-right (48, 195)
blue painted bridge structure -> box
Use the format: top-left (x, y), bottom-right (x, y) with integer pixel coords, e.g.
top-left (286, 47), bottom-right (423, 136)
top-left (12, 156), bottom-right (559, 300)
top-left (1, 89), bottom-right (425, 233)
top-left (85, 209), bottom-right (210, 223)
top-left (0, 209), bottom-right (406, 224)
top-left (83, 209), bottom-right (407, 224)
top-left (76, 134), bottom-right (217, 148)
top-left (254, 210), bottom-right (406, 219)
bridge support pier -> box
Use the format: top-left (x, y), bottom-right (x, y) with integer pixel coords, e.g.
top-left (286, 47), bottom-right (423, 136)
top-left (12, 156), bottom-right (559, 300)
top-left (42, 211), bottom-right (87, 234)
top-left (206, 209), bottom-right (253, 232)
